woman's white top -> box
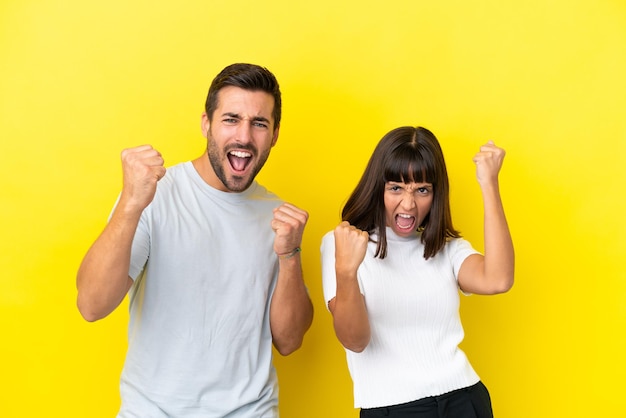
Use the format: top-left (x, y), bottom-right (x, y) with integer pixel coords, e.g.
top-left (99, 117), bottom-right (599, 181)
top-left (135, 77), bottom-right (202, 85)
top-left (321, 227), bottom-right (480, 408)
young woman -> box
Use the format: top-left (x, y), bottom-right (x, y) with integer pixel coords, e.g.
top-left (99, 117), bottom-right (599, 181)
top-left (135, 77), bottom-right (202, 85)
top-left (321, 126), bottom-right (514, 417)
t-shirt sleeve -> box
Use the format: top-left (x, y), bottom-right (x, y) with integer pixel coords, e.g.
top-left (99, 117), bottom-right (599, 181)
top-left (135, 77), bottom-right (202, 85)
top-left (448, 238), bottom-right (481, 295)
top-left (128, 212), bottom-right (150, 281)
top-left (320, 231), bottom-right (338, 310)
top-left (108, 195), bottom-right (150, 281)
top-left (448, 237), bottom-right (480, 277)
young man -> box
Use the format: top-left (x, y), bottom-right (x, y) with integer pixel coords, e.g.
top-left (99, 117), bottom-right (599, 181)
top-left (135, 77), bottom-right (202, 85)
top-left (77, 63), bottom-right (314, 417)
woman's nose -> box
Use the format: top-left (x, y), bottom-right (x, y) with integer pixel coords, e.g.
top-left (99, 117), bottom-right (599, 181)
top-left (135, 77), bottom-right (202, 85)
top-left (400, 192), bottom-right (416, 210)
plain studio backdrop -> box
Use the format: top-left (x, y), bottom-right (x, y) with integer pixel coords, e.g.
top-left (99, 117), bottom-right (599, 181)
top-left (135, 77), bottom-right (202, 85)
top-left (1, 1), bottom-right (625, 416)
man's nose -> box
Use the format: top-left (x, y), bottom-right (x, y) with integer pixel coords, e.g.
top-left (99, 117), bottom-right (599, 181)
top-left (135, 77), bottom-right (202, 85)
top-left (235, 122), bottom-right (253, 143)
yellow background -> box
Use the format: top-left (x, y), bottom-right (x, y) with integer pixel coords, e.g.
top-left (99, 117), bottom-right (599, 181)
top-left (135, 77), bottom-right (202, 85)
top-left (1, 0), bottom-right (625, 417)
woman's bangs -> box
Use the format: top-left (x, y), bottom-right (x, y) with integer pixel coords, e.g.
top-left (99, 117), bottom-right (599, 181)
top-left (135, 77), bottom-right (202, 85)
top-left (384, 149), bottom-right (433, 183)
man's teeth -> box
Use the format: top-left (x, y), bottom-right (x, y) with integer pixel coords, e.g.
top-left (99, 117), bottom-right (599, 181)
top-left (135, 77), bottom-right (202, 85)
top-left (229, 150), bottom-right (251, 158)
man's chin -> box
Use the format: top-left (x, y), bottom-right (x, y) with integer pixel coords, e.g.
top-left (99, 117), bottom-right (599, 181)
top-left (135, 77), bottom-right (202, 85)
top-left (224, 175), bottom-right (253, 192)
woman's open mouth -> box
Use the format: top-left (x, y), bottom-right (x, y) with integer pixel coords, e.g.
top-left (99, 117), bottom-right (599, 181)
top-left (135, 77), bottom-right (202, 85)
top-left (395, 213), bottom-right (416, 231)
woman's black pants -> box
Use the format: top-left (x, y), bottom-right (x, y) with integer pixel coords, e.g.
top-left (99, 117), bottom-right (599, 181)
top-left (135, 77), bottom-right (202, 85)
top-left (360, 381), bottom-right (494, 418)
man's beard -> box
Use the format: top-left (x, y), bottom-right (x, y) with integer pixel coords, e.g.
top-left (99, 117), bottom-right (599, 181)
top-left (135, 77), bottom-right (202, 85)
top-left (207, 132), bottom-right (271, 192)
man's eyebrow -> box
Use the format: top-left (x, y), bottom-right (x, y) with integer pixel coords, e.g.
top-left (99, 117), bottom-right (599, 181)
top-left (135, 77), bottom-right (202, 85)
top-left (251, 115), bottom-right (270, 123)
top-left (221, 112), bottom-right (270, 123)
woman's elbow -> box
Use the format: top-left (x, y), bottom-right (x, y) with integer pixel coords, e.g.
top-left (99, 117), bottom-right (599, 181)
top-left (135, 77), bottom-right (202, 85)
top-left (344, 341), bottom-right (369, 353)
top-left (338, 332), bottom-right (371, 353)
top-left (488, 275), bottom-right (515, 295)
top-left (332, 318), bottom-right (371, 353)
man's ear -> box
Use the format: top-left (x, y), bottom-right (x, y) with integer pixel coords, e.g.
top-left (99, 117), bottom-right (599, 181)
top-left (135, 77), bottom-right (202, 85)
top-left (201, 112), bottom-right (210, 138)
top-left (271, 125), bottom-right (280, 147)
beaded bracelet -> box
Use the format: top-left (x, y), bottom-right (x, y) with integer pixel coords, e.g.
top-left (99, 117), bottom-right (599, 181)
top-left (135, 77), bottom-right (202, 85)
top-left (277, 247), bottom-right (301, 260)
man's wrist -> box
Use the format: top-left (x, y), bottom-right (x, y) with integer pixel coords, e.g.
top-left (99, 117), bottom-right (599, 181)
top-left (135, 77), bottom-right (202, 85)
top-left (277, 247), bottom-right (301, 260)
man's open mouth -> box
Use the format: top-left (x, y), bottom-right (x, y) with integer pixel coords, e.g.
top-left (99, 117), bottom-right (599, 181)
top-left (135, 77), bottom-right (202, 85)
top-left (228, 150), bottom-right (252, 172)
